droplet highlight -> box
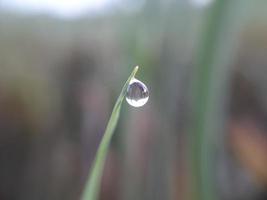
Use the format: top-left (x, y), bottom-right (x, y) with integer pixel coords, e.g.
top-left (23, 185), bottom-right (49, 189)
top-left (126, 78), bottom-right (149, 107)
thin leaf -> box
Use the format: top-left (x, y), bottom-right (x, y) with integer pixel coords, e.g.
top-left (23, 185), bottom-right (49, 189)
top-left (191, 1), bottom-right (238, 200)
top-left (81, 66), bottom-right (139, 200)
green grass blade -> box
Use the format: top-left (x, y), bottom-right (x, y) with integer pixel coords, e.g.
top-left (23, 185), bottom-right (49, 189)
top-left (81, 66), bottom-right (139, 200)
top-left (191, 1), bottom-right (235, 200)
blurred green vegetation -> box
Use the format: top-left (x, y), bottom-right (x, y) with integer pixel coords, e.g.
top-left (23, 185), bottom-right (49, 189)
top-left (0, 0), bottom-right (267, 200)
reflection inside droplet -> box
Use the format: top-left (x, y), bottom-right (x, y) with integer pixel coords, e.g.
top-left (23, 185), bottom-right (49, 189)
top-left (126, 78), bottom-right (149, 107)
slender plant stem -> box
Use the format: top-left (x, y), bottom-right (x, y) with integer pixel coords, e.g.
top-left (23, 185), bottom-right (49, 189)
top-left (81, 66), bottom-right (139, 200)
top-left (191, 1), bottom-right (230, 200)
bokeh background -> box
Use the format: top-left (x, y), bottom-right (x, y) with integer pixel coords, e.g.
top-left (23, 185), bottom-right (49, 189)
top-left (1, 0), bottom-right (267, 200)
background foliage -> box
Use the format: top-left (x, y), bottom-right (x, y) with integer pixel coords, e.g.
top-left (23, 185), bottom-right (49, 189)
top-left (1, 0), bottom-right (267, 200)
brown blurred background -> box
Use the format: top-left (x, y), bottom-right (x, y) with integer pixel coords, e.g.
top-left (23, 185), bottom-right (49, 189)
top-left (0, 0), bottom-right (267, 200)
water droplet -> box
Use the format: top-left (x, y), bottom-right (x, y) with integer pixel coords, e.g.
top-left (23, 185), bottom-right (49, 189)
top-left (126, 78), bottom-right (149, 107)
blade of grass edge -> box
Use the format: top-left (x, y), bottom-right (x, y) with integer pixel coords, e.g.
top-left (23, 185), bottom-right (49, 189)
top-left (81, 66), bottom-right (139, 200)
top-left (191, 1), bottom-right (229, 200)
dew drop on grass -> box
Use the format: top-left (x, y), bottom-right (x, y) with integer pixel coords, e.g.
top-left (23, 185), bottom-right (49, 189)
top-left (126, 78), bottom-right (149, 107)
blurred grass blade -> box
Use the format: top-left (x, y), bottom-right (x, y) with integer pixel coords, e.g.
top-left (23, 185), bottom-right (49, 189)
top-left (81, 66), bottom-right (139, 200)
top-left (191, 1), bottom-right (231, 200)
